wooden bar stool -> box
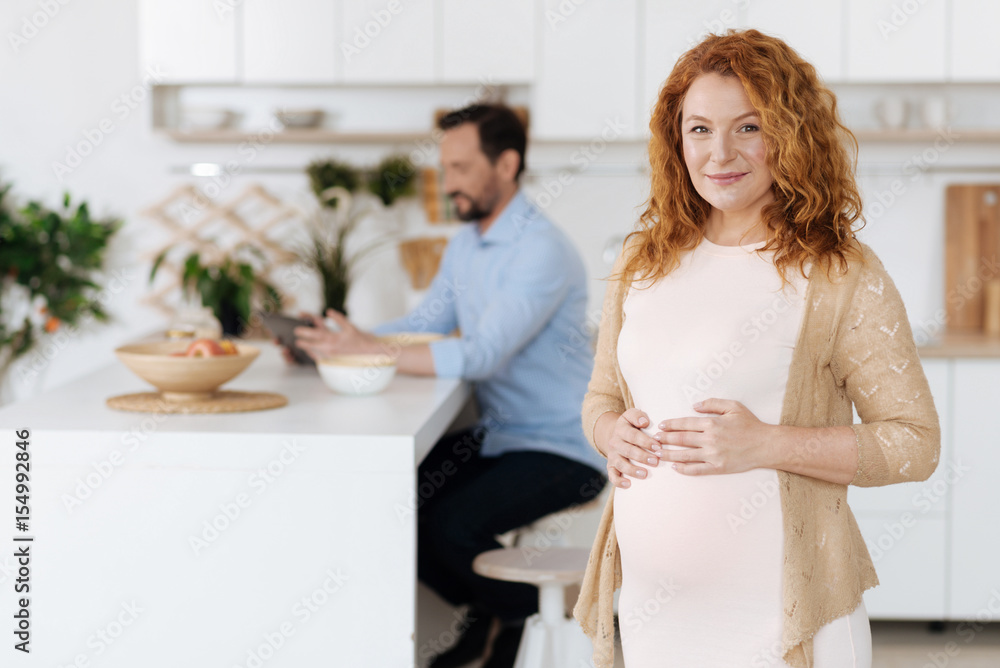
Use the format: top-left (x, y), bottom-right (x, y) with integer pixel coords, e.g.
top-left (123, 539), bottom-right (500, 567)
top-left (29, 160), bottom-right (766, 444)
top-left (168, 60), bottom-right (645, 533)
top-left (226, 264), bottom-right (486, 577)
top-left (472, 547), bottom-right (593, 668)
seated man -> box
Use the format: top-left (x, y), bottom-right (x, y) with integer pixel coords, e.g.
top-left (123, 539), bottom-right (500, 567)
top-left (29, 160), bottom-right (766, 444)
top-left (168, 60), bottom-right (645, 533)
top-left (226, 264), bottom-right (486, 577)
top-left (292, 103), bottom-right (606, 668)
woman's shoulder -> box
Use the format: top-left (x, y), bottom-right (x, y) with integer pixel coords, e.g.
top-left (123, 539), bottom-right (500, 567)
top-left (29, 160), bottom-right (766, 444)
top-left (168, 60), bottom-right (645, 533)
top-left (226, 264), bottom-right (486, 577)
top-left (810, 238), bottom-right (889, 288)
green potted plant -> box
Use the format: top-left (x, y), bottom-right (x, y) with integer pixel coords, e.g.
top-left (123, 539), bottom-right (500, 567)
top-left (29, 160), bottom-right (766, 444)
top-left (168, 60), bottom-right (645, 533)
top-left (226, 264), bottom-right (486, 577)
top-left (307, 158), bottom-right (361, 209)
top-left (367, 154), bottom-right (417, 207)
top-left (0, 184), bottom-right (121, 400)
top-left (150, 244), bottom-right (283, 336)
top-left (299, 187), bottom-right (386, 316)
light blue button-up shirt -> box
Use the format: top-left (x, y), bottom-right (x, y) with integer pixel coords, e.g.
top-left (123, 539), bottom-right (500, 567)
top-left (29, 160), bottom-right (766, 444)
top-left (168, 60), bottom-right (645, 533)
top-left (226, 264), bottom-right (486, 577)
top-left (373, 190), bottom-right (606, 473)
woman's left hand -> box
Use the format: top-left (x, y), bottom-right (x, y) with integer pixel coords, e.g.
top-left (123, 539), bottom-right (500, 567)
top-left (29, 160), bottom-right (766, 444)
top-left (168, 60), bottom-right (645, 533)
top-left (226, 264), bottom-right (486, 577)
top-left (655, 398), bottom-right (775, 475)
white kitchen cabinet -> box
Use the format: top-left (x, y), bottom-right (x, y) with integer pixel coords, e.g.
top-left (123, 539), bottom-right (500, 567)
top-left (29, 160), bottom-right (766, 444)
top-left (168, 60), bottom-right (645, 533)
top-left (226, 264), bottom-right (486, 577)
top-left (949, 0), bottom-right (1000, 81)
top-left (642, 1), bottom-right (747, 132)
top-left (138, 0), bottom-right (238, 83)
top-left (849, 358), bottom-right (951, 514)
top-left (949, 359), bottom-right (1000, 618)
top-left (440, 0), bottom-right (535, 83)
top-left (242, 0), bottom-right (338, 84)
top-left (845, 0), bottom-right (947, 82)
top-left (744, 0), bottom-right (844, 82)
top-left (850, 357), bottom-right (950, 619)
top-left (857, 514), bottom-right (948, 618)
top-left (533, 0), bottom-right (637, 140)
top-left (341, 0), bottom-right (435, 83)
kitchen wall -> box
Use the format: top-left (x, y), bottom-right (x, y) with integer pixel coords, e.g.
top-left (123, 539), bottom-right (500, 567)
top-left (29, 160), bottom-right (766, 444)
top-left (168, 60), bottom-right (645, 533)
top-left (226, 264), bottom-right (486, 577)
top-left (2, 0), bottom-right (998, 399)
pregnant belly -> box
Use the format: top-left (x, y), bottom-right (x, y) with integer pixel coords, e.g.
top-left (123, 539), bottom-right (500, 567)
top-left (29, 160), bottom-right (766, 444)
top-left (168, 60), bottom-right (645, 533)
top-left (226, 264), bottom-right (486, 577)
top-left (614, 458), bottom-right (785, 591)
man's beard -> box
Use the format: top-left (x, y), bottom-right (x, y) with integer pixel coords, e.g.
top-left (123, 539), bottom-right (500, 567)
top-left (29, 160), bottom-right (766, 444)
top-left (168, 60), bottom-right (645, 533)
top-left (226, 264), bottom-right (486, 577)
top-left (449, 191), bottom-right (495, 222)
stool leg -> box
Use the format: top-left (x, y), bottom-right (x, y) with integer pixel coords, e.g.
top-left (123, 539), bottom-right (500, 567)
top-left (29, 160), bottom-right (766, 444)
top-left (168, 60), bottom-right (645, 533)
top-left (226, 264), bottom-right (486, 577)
top-left (538, 582), bottom-right (565, 627)
top-left (513, 583), bottom-right (566, 668)
top-left (513, 582), bottom-right (594, 668)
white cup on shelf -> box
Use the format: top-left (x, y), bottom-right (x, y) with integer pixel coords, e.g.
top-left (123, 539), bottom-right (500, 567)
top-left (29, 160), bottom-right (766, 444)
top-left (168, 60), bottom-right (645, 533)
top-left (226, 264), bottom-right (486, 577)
top-left (920, 96), bottom-right (953, 129)
top-left (874, 96), bottom-right (909, 130)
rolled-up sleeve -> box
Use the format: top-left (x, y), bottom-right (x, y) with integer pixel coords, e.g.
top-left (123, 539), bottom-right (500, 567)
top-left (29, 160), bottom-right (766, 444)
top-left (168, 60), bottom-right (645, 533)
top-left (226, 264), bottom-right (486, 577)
top-left (429, 337), bottom-right (465, 377)
top-left (831, 248), bottom-right (941, 487)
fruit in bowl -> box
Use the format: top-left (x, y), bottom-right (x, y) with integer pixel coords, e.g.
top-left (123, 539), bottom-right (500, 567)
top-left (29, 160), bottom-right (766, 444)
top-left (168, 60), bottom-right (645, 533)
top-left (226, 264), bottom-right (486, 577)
top-left (317, 354), bottom-right (397, 396)
top-left (115, 340), bottom-right (259, 402)
top-left (169, 338), bottom-right (239, 357)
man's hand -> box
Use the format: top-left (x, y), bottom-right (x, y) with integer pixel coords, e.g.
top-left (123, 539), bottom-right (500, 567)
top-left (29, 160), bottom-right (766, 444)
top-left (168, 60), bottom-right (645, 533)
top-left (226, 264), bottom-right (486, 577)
top-left (293, 309), bottom-right (381, 362)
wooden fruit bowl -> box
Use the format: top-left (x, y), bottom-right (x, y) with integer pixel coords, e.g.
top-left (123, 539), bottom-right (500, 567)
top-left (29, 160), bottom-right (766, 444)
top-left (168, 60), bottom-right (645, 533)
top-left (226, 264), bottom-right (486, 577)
top-left (115, 341), bottom-right (259, 402)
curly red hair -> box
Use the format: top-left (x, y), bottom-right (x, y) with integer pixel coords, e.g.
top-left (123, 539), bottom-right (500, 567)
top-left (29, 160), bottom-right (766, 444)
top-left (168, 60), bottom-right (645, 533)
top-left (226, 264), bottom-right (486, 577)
top-left (621, 29), bottom-right (865, 286)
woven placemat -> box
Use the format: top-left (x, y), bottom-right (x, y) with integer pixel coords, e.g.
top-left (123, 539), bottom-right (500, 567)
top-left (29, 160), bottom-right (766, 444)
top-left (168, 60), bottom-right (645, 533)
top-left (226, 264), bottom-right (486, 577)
top-left (107, 390), bottom-right (288, 414)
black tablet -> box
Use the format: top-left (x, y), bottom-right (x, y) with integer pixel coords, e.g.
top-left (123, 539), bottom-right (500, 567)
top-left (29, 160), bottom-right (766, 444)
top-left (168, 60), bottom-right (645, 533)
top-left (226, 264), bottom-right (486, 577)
top-left (259, 312), bottom-right (316, 366)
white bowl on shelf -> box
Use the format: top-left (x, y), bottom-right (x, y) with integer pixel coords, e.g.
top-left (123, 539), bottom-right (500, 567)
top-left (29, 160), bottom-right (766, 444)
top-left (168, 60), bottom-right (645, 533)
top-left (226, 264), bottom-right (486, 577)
top-left (317, 354), bottom-right (396, 396)
top-left (274, 108), bottom-right (325, 129)
top-left (179, 108), bottom-right (237, 131)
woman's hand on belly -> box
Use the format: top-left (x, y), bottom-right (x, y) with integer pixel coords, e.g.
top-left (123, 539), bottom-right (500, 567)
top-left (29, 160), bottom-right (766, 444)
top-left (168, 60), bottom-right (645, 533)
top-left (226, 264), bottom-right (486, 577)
top-left (654, 398), bottom-right (775, 476)
top-left (598, 408), bottom-right (663, 489)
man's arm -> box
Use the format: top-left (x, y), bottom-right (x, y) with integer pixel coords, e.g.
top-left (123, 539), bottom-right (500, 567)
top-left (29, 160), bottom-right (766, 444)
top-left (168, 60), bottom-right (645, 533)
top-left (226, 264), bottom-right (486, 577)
top-left (392, 344), bottom-right (435, 376)
top-left (293, 239), bottom-right (460, 370)
top-left (428, 235), bottom-right (571, 380)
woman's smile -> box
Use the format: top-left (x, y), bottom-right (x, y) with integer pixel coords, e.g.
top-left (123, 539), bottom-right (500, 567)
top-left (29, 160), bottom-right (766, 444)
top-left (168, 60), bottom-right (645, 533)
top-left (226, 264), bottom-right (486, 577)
top-left (706, 171), bottom-right (749, 185)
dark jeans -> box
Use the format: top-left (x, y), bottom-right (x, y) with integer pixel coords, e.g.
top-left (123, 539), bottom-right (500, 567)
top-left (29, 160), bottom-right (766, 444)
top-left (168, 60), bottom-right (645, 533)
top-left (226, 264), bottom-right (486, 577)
top-left (417, 427), bottom-right (606, 623)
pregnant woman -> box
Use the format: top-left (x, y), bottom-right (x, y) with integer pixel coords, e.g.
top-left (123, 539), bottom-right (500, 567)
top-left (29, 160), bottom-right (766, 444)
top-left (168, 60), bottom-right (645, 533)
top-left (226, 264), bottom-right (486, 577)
top-left (573, 30), bottom-right (940, 668)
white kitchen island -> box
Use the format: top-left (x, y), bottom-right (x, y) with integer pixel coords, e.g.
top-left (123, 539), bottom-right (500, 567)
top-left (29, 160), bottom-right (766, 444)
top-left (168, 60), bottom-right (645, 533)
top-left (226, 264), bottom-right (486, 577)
top-left (0, 345), bottom-right (470, 667)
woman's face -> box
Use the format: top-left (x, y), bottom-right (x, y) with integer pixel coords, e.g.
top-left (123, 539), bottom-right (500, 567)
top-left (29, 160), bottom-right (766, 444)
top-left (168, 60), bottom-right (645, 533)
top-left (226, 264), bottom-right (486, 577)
top-left (680, 73), bottom-right (774, 223)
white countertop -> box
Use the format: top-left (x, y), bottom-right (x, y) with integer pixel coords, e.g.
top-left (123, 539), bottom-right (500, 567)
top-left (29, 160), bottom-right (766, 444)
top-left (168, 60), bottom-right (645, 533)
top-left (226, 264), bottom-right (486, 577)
top-left (0, 343), bottom-right (470, 449)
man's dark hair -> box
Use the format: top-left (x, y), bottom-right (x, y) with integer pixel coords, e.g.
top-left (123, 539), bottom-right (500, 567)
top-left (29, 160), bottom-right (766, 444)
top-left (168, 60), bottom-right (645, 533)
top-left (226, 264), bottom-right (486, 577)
top-left (437, 104), bottom-right (527, 181)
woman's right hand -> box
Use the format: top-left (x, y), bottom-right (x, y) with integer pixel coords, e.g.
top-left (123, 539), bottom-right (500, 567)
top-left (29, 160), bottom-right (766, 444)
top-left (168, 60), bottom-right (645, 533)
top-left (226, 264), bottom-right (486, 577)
top-left (598, 409), bottom-right (662, 489)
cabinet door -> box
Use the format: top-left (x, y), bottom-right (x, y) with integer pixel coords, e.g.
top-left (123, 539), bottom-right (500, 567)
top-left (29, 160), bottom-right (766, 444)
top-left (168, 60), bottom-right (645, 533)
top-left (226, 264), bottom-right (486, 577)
top-left (857, 514), bottom-right (947, 619)
top-left (138, 0), bottom-right (238, 82)
top-left (242, 0), bottom-right (337, 84)
top-left (440, 0), bottom-right (535, 83)
top-left (744, 0), bottom-right (844, 82)
top-left (533, 0), bottom-right (637, 140)
top-left (845, 0), bottom-right (946, 82)
top-left (850, 357), bottom-right (950, 619)
top-left (949, 359), bottom-right (1000, 618)
top-left (342, 0), bottom-right (435, 83)
top-left (950, 0), bottom-right (1000, 81)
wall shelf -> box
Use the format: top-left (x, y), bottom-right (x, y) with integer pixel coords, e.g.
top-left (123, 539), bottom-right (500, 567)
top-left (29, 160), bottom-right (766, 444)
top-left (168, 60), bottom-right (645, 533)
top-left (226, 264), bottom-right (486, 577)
top-left (853, 128), bottom-right (1000, 142)
top-left (919, 331), bottom-right (1000, 358)
top-left (162, 129), bottom-right (432, 144)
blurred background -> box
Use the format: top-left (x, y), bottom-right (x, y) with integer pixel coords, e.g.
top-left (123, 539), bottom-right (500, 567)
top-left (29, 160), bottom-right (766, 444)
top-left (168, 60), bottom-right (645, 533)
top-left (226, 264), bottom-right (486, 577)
top-left (3, 0), bottom-right (998, 396)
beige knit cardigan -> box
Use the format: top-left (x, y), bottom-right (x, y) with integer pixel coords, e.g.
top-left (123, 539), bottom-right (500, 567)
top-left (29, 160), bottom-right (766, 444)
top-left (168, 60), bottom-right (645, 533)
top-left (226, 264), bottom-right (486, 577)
top-left (573, 238), bottom-right (941, 667)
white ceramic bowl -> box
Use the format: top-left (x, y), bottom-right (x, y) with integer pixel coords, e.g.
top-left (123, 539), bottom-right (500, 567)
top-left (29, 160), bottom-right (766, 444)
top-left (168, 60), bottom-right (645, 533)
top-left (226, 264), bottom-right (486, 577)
top-left (317, 354), bottom-right (397, 396)
top-left (274, 108), bottom-right (325, 129)
top-left (180, 108), bottom-right (237, 131)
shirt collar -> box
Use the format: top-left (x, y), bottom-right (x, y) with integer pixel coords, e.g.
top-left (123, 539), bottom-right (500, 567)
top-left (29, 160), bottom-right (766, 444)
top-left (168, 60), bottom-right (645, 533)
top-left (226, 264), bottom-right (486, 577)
top-left (477, 190), bottom-right (538, 245)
